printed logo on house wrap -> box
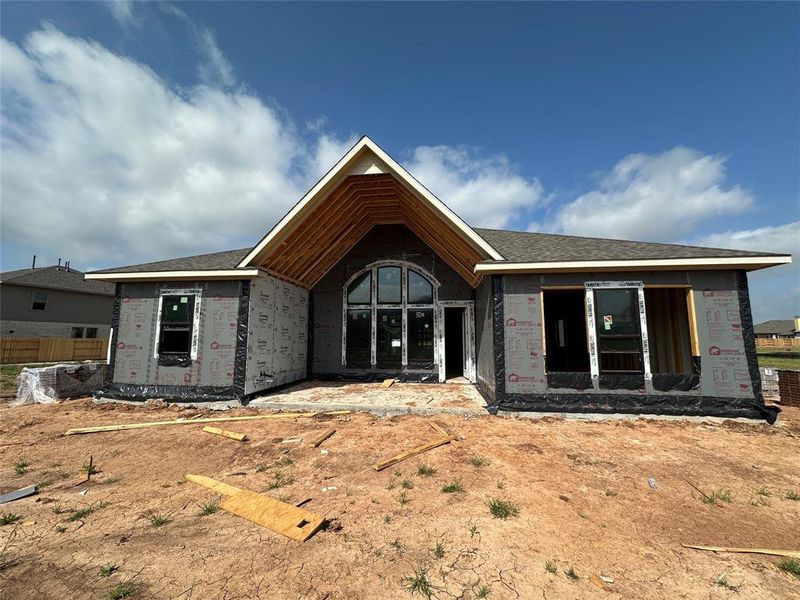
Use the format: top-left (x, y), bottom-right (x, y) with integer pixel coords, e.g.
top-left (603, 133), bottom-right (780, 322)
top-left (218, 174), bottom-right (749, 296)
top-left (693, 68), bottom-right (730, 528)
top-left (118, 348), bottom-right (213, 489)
top-left (507, 373), bottom-right (536, 383)
top-left (708, 346), bottom-right (741, 356)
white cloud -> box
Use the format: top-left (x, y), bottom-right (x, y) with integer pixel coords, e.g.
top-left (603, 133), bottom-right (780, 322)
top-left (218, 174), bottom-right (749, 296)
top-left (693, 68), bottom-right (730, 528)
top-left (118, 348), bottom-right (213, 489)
top-left (404, 145), bottom-right (544, 229)
top-left (0, 27), bottom-right (540, 271)
top-left (104, 1), bottom-right (135, 27)
top-left (544, 147), bottom-right (753, 241)
top-left (691, 222), bottom-right (800, 321)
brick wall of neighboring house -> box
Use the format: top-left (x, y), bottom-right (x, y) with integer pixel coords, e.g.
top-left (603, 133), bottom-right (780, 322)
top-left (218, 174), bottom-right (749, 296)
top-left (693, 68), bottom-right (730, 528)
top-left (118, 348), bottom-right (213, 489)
top-left (778, 370), bottom-right (800, 407)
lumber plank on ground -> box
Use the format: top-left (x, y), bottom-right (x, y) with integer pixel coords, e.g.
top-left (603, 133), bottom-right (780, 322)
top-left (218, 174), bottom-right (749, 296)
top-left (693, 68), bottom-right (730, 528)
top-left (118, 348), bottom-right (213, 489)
top-left (0, 485), bottom-right (37, 505)
top-left (682, 545), bottom-right (800, 560)
top-left (185, 474), bottom-right (242, 496)
top-left (221, 490), bottom-right (325, 542)
top-left (64, 410), bottom-right (350, 435)
top-left (381, 378), bottom-right (395, 388)
top-left (202, 426), bottom-right (247, 441)
top-left (310, 428), bottom-right (335, 447)
top-left (428, 421), bottom-right (449, 437)
top-left (373, 434), bottom-right (459, 471)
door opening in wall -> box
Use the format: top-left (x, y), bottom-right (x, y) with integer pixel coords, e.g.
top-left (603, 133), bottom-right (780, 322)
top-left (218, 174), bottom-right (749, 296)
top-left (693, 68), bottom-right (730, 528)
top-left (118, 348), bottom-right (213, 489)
top-left (444, 307), bottom-right (466, 381)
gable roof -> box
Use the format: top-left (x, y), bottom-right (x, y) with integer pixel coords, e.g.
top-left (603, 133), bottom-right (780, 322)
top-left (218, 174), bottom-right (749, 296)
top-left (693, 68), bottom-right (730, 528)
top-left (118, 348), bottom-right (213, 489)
top-left (236, 136), bottom-right (504, 282)
top-left (754, 319), bottom-right (797, 336)
top-left (1, 266), bottom-right (114, 295)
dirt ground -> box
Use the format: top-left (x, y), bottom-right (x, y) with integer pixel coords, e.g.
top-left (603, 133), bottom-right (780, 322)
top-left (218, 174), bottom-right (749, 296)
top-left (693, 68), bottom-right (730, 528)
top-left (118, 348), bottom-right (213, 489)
top-left (1, 391), bottom-right (799, 599)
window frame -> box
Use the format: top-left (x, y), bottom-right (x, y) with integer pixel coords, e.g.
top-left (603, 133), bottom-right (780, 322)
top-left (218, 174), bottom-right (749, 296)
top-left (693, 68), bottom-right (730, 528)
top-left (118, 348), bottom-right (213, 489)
top-left (154, 289), bottom-right (202, 363)
top-left (30, 291), bottom-right (48, 311)
top-left (341, 261), bottom-right (439, 369)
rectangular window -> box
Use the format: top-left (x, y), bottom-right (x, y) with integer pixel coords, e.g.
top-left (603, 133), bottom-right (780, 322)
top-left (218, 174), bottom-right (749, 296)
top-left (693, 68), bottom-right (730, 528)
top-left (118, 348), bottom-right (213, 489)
top-left (70, 327), bottom-right (84, 339)
top-left (85, 327), bottom-right (98, 339)
top-left (345, 309), bottom-right (371, 368)
top-left (543, 290), bottom-right (589, 373)
top-left (644, 288), bottom-right (693, 374)
top-left (407, 309), bottom-right (434, 366)
top-left (376, 309), bottom-right (402, 368)
top-left (158, 294), bottom-right (195, 357)
top-left (594, 288), bottom-right (643, 374)
top-left (31, 291), bottom-right (47, 311)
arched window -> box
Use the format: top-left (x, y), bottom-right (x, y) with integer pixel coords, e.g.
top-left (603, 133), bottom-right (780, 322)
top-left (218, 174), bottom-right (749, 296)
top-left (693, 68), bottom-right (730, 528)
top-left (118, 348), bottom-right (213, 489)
top-left (343, 262), bottom-right (438, 370)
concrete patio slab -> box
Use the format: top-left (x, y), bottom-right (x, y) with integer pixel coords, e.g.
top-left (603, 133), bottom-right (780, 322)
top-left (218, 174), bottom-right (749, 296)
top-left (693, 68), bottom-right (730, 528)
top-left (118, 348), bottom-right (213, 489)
top-left (248, 380), bottom-right (489, 416)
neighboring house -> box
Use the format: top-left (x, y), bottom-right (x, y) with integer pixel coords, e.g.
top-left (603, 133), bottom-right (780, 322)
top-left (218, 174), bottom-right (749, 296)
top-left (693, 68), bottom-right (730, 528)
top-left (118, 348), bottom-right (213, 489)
top-left (754, 318), bottom-right (800, 339)
top-left (1, 264), bottom-right (114, 339)
top-left (87, 137), bottom-right (792, 420)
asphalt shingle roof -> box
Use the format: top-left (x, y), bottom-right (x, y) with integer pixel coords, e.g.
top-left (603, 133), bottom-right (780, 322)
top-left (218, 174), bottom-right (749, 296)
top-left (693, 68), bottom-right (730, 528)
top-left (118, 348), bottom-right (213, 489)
top-left (90, 248), bottom-right (251, 274)
top-left (472, 228), bottom-right (787, 263)
top-left (754, 319), bottom-right (797, 336)
top-left (0, 266), bottom-right (115, 295)
top-left (88, 228), bottom-right (788, 275)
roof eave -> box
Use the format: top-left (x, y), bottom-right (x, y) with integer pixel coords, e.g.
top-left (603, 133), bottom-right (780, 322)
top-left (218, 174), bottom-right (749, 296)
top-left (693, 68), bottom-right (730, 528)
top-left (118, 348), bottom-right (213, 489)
top-left (85, 268), bottom-right (263, 283)
top-left (474, 255), bottom-right (792, 274)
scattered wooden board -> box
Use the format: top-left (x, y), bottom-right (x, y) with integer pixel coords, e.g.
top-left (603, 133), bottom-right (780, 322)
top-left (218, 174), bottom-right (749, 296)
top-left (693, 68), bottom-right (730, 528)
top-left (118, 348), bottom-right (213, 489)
top-left (682, 545), bottom-right (800, 560)
top-left (65, 411), bottom-right (350, 435)
top-left (221, 490), bottom-right (325, 542)
top-left (186, 474), bottom-right (324, 542)
top-left (428, 421), bottom-right (449, 437)
top-left (202, 426), bottom-right (247, 441)
top-left (373, 434), bottom-right (458, 471)
top-left (381, 378), bottom-right (395, 388)
top-left (311, 428), bottom-right (335, 447)
top-left (0, 485), bottom-right (37, 505)
top-left (185, 474), bottom-right (242, 496)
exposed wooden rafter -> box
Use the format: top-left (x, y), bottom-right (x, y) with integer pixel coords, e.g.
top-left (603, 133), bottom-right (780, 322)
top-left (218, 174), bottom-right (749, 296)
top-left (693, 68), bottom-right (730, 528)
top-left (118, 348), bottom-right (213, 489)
top-left (258, 174), bottom-right (487, 288)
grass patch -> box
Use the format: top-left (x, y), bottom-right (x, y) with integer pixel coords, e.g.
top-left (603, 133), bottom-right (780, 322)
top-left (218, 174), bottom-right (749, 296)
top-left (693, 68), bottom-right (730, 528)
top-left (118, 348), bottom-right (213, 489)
top-left (99, 563), bottom-right (119, 577)
top-left (778, 559), bottom-right (800, 578)
top-left (255, 464), bottom-right (268, 473)
top-left (441, 481), bottom-right (464, 494)
top-left (545, 560), bottom-right (557, 574)
top-left (265, 471), bottom-right (294, 491)
top-left (756, 352), bottom-right (800, 370)
top-left (106, 582), bottom-right (135, 600)
top-left (52, 504), bottom-right (70, 515)
top-left (715, 573), bottom-right (741, 591)
top-left (469, 524), bottom-right (479, 539)
top-left (66, 501), bottom-right (109, 522)
top-left (432, 541), bottom-right (445, 559)
top-left (0, 513), bottom-right (21, 526)
top-left (468, 456), bottom-right (490, 469)
top-left (148, 513), bottom-right (171, 528)
top-left (396, 490), bottom-right (410, 505)
top-left (703, 489), bottom-right (734, 505)
top-left (784, 490), bottom-right (800, 501)
top-left (390, 538), bottom-right (405, 553)
top-left (475, 583), bottom-right (491, 598)
top-left (383, 514), bottom-right (391, 524)
top-left (55, 524), bottom-right (67, 533)
top-left (488, 498), bottom-right (519, 520)
top-left (565, 566), bottom-right (579, 580)
top-left (416, 464), bottom-right (436, 477)
top-left (81, 459), bottom-right (100, 477)
top-left (605, 489), bottom-right (618, 497)
top-left (400, 479), bottom-right (414, 490)
top-left (13, 459), bottom-right (30, 475)
top-left (35, 469), bottom-right (70, 489)
top-left (198, 501), bottom-right (219, 517)
top-left (755, 486), bottom-right (771, 497)
top-left (402, 565), bottom-right (434, 599)
top-left (277, 456), bottom-right (294, 467)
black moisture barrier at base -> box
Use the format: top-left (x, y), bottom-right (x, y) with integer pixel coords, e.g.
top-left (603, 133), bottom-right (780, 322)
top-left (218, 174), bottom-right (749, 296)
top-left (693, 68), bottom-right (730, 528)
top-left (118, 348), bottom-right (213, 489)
top-left (491, 393), bottom-right (779, 423)
top-left (314, 371), bottom-right (440, 384)
top-left (96, 383), bottom-right (238, 403)
top-left (547, 372), bottom-right (593, 391)
top-left (651, 373), bottom-right (700, 392)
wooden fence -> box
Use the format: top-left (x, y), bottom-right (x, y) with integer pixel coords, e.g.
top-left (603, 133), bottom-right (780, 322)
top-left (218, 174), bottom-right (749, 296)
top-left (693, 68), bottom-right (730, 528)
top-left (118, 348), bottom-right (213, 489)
top-left (756, 338), bottom-right (800, 350)
top-left (0, 338), bottom-right (109, 364)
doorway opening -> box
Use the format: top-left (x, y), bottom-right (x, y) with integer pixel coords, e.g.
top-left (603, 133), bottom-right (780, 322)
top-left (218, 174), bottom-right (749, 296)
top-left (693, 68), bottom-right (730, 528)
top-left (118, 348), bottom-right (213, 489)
top-left (444, 307), bottom-right (466, 381)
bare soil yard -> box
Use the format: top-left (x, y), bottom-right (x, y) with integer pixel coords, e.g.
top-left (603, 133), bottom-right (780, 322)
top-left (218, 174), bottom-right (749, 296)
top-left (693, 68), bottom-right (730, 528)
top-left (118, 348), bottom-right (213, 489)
top-left (1, 389), bottom-right (799, 599)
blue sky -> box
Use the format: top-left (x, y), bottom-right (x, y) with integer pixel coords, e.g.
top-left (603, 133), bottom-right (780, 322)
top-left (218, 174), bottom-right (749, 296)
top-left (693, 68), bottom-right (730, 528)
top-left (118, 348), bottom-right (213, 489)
top-left (1, 1), bottom-right (798, 319)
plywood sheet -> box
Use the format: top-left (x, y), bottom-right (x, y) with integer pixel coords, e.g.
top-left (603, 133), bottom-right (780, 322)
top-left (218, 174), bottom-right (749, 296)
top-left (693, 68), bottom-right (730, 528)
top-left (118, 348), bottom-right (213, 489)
top-left (221, 490), bottom-right (325, 542)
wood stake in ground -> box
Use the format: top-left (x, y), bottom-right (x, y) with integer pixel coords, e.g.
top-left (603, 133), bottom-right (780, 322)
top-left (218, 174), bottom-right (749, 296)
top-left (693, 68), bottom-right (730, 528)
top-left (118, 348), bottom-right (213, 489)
top-left (202, 426), bottom-right (247, 441)
top-left (186, 474), bottom-right (325, 542)
top-left (373, 433), bottom-right (458, 471)
top-left (682, 545), bottom-right (800, 560)
top-left (64, 410), bottom-right (350, 435)
top-left (310, 428), bottom-right (335, 447)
